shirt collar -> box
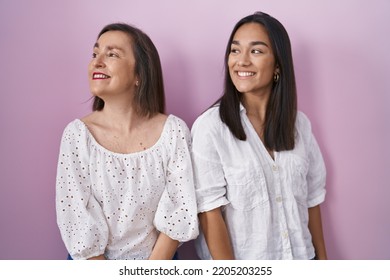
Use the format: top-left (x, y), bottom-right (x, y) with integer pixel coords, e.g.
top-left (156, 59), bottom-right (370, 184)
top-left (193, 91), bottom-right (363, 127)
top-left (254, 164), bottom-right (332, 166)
top-left (239, 102), bottom-right (246, 113)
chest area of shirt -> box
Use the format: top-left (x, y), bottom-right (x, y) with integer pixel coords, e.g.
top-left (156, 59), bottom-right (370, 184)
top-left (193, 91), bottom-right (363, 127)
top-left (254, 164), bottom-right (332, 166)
top-left (87, 155), bottom-right (168, 202)
top-left (217, 131), bottom-right (309, 182)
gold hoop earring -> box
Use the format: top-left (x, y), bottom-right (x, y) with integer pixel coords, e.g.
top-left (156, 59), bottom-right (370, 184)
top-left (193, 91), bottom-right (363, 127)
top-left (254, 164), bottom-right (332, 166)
top-left (273, 73), bottom-right (280, 83)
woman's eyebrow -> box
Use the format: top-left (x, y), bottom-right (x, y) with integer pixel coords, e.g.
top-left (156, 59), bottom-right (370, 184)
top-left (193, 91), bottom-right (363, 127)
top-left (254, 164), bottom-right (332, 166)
top-left (231, 40), bottom-right (269, 47)
top-left (93, 42), bottom-right (125, 52)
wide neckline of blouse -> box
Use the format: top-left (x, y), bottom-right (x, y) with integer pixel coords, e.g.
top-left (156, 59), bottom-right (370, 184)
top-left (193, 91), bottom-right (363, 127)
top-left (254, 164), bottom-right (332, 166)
top-left (74, 114), bottom-right (173, 158)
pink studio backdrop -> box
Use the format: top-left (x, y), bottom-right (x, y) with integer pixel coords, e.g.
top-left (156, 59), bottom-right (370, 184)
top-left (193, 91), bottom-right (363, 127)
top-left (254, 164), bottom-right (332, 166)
top-left (0, 0), bottom-right (389, 260)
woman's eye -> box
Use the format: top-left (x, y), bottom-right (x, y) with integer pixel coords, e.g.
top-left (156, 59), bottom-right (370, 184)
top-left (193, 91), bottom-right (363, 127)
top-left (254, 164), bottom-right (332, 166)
top-left (108, 52), bottom-right (119, 58)
top-left (92, 53), bottom-right (97, 58)
top-left (230, 48), bottom-right (239, 54)
top-left (252, 49), bottom-right (263, 54)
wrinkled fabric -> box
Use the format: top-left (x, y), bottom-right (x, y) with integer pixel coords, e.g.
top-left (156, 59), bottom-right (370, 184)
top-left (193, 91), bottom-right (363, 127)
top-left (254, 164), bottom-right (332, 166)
top-left (191, 105), bottom-right (326, 260)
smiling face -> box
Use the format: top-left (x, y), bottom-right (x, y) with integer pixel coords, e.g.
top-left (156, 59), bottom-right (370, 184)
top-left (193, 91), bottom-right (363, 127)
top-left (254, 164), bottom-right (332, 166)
top-left (88, 30), bottom-right (138, 100)
top-left (228, 22), bottom-right (278, 98)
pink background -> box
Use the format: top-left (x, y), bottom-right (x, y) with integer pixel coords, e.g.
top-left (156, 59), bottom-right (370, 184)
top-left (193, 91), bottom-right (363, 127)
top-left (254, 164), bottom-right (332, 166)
top-left (0, 0), bottom-right (389, 260)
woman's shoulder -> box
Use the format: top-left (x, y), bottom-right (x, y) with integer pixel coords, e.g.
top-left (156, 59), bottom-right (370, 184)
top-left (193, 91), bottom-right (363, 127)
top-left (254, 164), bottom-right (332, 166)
top-left (78, 111), bottom-right (100, 131)
top-left (295, 111), bottom-right (319, 147)
top-left (164, 114), bottom-right (191, 137)
top-left (165, 114), bottom-right (188, 127)
top-left (62, 118), bottom-right (87, 136)
top-left (296, 111), bottom-right (313, 132)
top-left (59, 119), bottom-right (90, 152)
top-left (191, 105), bottom-right (221, 133)
top-left (147, 113), bottom-right (170, 134)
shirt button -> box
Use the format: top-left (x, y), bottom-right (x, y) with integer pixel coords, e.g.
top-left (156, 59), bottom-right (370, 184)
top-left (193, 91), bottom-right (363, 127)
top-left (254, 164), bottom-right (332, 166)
top-left (272, 165), bottom-right (278, 171)
top-left (283, 232), bottom-right (289, 239)
top-left (276, 197), bottom-right (282, 203)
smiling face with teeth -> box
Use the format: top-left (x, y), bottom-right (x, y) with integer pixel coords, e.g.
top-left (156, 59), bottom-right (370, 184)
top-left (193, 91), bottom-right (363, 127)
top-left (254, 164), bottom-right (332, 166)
top-left (228, 22), bottom-right (278, 99)
top-left (88, 30), bottom-right (138, 101)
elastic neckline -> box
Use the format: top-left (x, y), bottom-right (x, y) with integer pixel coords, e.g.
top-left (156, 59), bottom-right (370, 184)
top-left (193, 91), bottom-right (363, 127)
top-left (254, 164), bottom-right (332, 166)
top-left (74, 115), bottom-right (173, 158)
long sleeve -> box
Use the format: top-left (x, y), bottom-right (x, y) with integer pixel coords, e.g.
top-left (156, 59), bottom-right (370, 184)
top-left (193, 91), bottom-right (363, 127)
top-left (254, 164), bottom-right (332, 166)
top-left (154, 117), bottom-right (199, 242)
top-left (55, 121), bottom-right (109, 259)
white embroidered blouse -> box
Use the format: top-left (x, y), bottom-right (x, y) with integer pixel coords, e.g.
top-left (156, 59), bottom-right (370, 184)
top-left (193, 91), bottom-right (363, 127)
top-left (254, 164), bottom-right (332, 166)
top-left (191, 105), bottom-right (326, 260)
top-left (56, 115), bottom-right (198, 260)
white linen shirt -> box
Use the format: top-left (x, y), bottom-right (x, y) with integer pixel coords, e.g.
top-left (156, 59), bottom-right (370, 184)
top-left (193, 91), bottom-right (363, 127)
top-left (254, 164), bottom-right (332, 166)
top-left (191, 105), bottom-right (326, 260)
top-left (56, 115), bottom-right (198, 260)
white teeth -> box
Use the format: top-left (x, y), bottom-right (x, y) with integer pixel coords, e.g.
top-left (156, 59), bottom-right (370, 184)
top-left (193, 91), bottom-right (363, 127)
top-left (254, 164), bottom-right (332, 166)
top-left (93, 73), bottom-right (109, 79)
top-left (237, 71), bottom-right (255, 77)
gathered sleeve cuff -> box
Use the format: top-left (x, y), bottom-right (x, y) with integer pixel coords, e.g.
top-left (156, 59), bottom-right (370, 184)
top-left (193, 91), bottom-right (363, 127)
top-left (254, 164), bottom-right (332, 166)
top-left (154, 117), bottom-right (199, 242)
top-left (55, 121), bottom-right (109, 259)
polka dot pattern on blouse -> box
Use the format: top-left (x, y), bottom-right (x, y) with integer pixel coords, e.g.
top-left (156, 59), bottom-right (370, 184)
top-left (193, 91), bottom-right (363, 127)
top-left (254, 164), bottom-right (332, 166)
top-left (56, 115), bottom-right (199, 260)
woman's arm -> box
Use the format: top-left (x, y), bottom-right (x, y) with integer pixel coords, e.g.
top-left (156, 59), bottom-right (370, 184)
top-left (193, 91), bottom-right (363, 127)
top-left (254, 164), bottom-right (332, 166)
top-left (56, 122), bottom-right (109, 260)
top-left (88, 255), bottom-right (106, 260)
top-left (148, 233), bottom-right (180, 260)
top-left (308, 205), bottom-right (327, 259)
top-left (199, 207), bottom-right (234, 260)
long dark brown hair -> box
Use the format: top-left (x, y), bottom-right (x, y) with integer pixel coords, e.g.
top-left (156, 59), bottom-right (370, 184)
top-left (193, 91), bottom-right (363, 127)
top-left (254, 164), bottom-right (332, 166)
top-left (218, 12), bottom-right (297, 151)
top-left (92, 23), bottom-right (165, 117)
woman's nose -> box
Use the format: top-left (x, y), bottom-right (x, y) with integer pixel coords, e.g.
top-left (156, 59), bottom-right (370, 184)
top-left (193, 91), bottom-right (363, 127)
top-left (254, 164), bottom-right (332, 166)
top-left (237, 53), bottom-right (250, 67)
top-left (93, 54), bottom-right (105, 68)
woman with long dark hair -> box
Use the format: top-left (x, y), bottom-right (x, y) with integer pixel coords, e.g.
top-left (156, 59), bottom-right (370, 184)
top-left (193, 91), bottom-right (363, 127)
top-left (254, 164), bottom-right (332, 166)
top-left (192, 12), bottom-right (327, 260)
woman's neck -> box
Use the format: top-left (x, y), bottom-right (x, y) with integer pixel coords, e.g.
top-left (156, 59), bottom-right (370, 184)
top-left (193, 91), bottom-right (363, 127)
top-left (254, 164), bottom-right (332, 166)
top-left (242, 92), bottom-right (269, 123)
top-left (93, 101), bottom-right (147, 133)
